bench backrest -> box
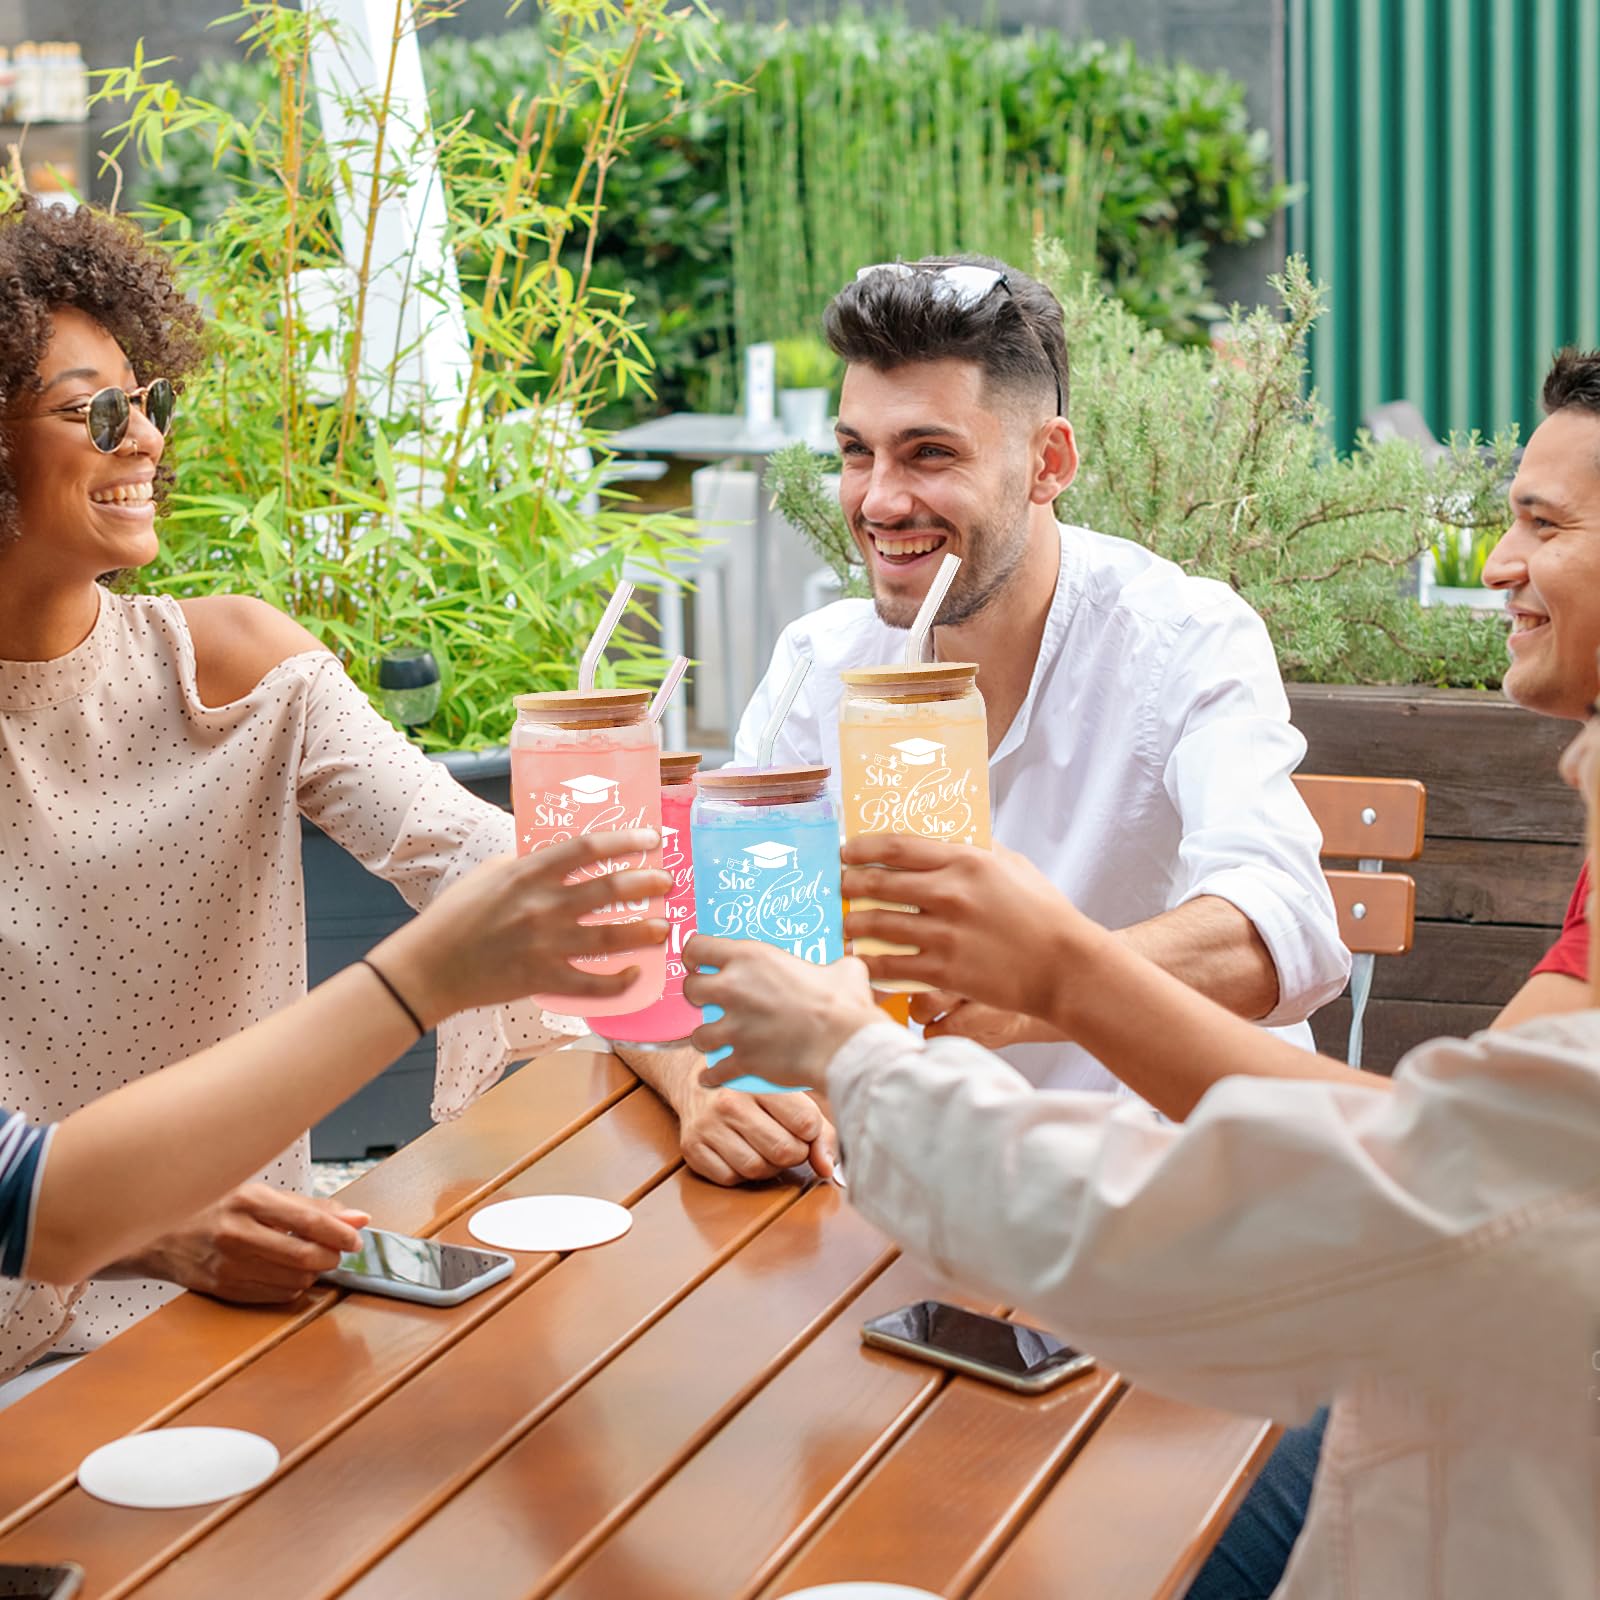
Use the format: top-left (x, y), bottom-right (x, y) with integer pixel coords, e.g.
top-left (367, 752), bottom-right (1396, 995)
top-left (1293, 775), bottom-right (1425, 956)
top-left (1292, 774), bottom-right (1427, 1066)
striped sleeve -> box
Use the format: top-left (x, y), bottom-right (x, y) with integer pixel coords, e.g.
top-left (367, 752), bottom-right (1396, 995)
top-left (0, 1110), bottom-right (51, 1279)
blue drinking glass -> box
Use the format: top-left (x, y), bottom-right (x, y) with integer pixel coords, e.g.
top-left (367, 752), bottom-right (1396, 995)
top-left (690, 767), bottom-right (844, 1093)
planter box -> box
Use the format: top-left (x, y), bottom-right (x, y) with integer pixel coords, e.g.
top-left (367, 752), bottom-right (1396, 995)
top-left (305, 747), bottom-right (512, 1159)
top-left (1289, 684), bottom-right (1584, 1072)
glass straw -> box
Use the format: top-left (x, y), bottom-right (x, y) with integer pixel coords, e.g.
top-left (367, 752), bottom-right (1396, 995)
top-left (902, 553), bottom-right (962, 664)
top-left (578, 579), bottom-right (634, 692)
top-left (649, 655), bottom-right (691, 723)
top-left (757, 654), bottom-right (812, 767)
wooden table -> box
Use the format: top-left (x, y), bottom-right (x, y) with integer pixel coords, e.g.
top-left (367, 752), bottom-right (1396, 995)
top-left (0, 1051), bottom-right (1277, 1599)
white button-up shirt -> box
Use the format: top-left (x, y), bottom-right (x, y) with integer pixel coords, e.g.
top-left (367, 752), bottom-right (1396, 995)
top-left (827, 1012), bottom-right (1600, 1599)
top-left (735, 523), bottom-right (1350, 1090)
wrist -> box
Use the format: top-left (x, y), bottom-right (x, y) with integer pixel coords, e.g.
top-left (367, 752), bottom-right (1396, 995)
top-left (1038, 919), bottom-right (1118, 1037)
top-left (104, 1239), bottom-right (167, 1281)
top-left (367, 926), bottom-right (450, 1034)
top-left (819, 1001), bottom-right (885, 1069)
top-left (616, 1042), bottom-right (703, 1115)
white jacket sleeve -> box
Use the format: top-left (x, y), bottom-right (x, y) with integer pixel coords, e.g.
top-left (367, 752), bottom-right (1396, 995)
top-left (829, 1016), bottom-right (1600, 1433)
top-left (292, 655), bottom-right (579, 1120)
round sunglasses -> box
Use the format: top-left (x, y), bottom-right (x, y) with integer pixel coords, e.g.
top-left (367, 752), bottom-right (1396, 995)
top-left (43, 380), bottom-right (177, 454)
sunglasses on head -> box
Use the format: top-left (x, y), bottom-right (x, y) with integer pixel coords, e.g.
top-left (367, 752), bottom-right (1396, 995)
top-left (853, 262), bottom-right (1065, 417)
top-left (48, 380), bottom-right (177, 453)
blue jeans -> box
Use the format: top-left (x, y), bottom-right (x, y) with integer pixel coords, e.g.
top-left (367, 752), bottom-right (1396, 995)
top-left (1183, 1407), bottom-right (1328, 1600)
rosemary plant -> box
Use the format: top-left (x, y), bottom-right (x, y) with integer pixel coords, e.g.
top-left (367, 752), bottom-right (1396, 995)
top-left (767, 246), bottom-right (1515, 688)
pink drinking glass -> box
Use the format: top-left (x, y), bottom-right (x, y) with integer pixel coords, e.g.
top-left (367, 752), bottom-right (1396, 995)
top-left (510, 689), bottom-right (665, 1016)
top-left (594, 750), bottom-right (703, 1047)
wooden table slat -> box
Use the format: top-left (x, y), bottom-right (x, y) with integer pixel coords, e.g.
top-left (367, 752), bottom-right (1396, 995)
top-left (0, 1050), bottom-right (633, 1535)
top-left (969, 1388), bottom-right (1279, 1600)
top-left (128, 1169), bottom-right (808, 1600)
top-left (332, 1051), bottom-right (638, 1237)
top-left (551, 1259), bottom-right (1004, 1600)
top-left (340, 1185), bottom-right (897, 1600)
top-left (758, 1371), bottom-right (1121, 1599)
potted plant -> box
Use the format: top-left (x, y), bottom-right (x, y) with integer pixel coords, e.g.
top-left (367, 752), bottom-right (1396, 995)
top-left (1419, 525), bottom-right (1508, 610)
top-left (774, 334), bottom-right (840, 441)
top-left (86, 0), bottom-right (712, 1153)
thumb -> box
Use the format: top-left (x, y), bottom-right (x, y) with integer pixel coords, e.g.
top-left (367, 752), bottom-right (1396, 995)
top-left (807, 1132), bottom-right (837, 1182)
top-left (288, 1201), bottom-right (368, 1254)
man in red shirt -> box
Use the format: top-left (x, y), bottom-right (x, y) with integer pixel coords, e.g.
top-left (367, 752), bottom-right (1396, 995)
top-left (1486, 348), bottom-right (1600, 1028)
top-left (1516, 860), bottom-right (1590, 994)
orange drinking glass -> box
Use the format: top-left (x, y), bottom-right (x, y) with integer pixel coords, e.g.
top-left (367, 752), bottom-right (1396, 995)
top-left (837, 663), bottom-right (991, 993)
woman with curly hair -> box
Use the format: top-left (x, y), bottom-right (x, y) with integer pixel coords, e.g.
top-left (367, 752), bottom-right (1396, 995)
top-left (0, 197), bottom-right (583, 1382)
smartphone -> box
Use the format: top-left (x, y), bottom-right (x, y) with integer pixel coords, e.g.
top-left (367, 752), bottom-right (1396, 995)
top-left (0, 1564), bottom-right (84, 1599)
top-left (321, 1228), bottom-right (513, 1307)
top-left (860, 1300), bottom-right (1094, 1394)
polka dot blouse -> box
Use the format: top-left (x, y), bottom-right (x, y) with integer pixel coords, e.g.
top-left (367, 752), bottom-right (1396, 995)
top-left (0, 591), bottom-right (576, 1377)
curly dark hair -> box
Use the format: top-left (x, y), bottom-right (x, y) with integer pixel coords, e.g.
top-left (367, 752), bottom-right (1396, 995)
top-left (0, 196), bottom-right (207, 550)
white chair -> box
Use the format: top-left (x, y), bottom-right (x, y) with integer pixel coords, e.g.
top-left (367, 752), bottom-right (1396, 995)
top-left (581, 451), bottom-right (734, 754)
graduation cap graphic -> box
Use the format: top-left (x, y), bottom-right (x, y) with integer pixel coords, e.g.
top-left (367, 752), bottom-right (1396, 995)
top-left (566, 774), bottom-right (620, 806)
top-left (747, 841), bottom-right (799, 871)
top-left (891, 737), bottom-right (945, 767)
top-left (661, 825), bottom-right (680, 843)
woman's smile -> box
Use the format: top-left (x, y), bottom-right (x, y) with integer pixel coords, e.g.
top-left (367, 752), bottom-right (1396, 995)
top-left (87, 474), bottom-right (156, 516)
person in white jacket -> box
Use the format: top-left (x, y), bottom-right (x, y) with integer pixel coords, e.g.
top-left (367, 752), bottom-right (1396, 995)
top-left (680, 723), bottom-right (1600, 1598)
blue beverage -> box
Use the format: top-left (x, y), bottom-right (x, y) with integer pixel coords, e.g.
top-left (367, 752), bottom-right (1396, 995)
top-left (690, 766), bottom-right (844, 1093)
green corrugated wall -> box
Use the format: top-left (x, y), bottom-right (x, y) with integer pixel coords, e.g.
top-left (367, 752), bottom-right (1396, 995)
top-left (1287, 0), bottom-right (1600, 450)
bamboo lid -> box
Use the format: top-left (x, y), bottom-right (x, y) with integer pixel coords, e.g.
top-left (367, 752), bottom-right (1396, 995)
top-left (514, 689), bottom-right (652, 730)
top-left (839, 662), bottom-right (979, 703)
top-left (695, 764), bottom-right (831, 804)
top-left (660, 751), bottom-right (704, 783)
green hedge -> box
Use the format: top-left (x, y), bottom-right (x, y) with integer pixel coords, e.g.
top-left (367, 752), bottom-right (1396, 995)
top-left (137, 13), bottom-right (1287, 418)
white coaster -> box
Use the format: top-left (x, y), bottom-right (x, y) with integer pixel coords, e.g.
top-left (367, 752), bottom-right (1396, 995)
top-left (778, 1586), bottom-right (943, 1600)
top-left (467, 1194), bottom-right (633, 1253)
top-left (78, 1427), bottom-right (279, 1509)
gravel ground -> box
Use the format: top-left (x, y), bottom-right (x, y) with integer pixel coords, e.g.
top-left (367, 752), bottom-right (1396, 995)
top-left (310, 1159), bottom-right (379, 1198)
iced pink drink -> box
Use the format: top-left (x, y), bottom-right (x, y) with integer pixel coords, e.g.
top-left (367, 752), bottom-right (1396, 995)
top-left (510, 690), bottom-right (666, 1017)
top-left (595, 753), bottom-right (702, 1046)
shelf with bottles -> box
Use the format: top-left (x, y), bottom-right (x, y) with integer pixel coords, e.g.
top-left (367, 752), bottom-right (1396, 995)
top-left (0, 41), bottom-right (90, 125)
top-left (0, 118), bottom-right (89, 207)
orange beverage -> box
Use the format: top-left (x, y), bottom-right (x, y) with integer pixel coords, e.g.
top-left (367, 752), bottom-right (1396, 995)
top-left (837, 663), bottom-right (990, 992)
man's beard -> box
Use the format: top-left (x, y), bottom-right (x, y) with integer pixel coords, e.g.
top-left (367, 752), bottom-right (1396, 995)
top-left (862, 504), bottom-right (1032, 633)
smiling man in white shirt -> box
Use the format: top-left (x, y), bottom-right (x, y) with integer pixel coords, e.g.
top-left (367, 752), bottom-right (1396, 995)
top-left (618, 254), bottom-right (1348, 1178)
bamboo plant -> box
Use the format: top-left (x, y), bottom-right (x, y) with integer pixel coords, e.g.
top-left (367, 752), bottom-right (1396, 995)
top-left (82, 0), bottom-right (720, 751)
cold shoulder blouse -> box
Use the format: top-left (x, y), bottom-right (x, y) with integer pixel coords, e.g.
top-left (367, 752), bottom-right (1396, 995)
top-left (0, 591), bottom-right (575, 1375)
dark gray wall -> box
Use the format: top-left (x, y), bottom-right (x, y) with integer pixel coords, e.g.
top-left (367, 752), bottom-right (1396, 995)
top-left (1062, 0), bottom-right (1285, 311)
top-left (7, 0), bottom-right (1285, 300)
